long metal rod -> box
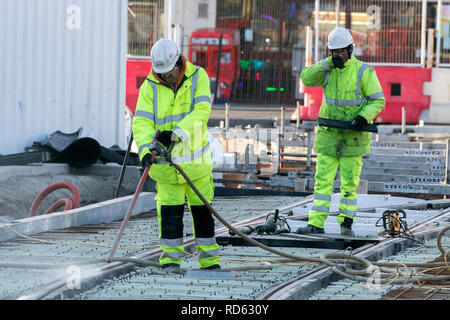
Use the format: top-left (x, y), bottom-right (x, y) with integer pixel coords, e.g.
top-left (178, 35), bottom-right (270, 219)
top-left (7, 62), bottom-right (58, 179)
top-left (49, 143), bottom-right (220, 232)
top-left (427, 27), bottom-right (435, 68)
top-left (314, 0), bottom-right (319, 62)
top-left (368, 63), bottom-right (422, 67)
top-left (421, 0), bottom-right (427, 67)
top-left (401, 107), bottom-right (406, 135)
top-left (107, 165), bottom-right (150, 262)
top-left (306, 130), bottom-right (312, 170)
top-left (436, 0), bottom-right (442, 67)
top-left (280, 152), bottom-right (317, 158)
top-left (114, 132), bottom-right (134, 198)
top-left (214, 34), bottom-right (223, 103)
top-left (335, 0), bottom-right (340, 27)
top-left (277, 0), bottom-right (284, 105)
top-left (225, 102), bottom-right (230, 129)
top-left (213, 178), bottom-right (269, 185)
top-left (444, 139), bottom-right (449, 192)
top-left (213, 168), bottom-right (258, 174)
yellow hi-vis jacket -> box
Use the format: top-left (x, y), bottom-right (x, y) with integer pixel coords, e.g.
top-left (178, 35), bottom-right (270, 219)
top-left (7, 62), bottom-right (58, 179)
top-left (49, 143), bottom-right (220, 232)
top-left (301, 54), bottom-right (385, 157)
top-left (132, 61), bottom-right (213, 184)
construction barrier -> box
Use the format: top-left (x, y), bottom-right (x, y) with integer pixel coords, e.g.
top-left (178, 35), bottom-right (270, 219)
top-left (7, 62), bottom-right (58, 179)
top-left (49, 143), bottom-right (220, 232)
top-left (297, 86), bottom-right (323, 121)
top-left (293, 67), bottom-right (432, 124)
top-left (126, 59), bottom-right (152, 115)
top-left (374, 67), bottom-right (431, 123)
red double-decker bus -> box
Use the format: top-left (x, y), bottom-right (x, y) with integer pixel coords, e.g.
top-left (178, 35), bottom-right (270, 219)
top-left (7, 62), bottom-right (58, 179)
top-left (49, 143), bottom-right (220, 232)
top-left (189, 28), bottom-right (241, 103)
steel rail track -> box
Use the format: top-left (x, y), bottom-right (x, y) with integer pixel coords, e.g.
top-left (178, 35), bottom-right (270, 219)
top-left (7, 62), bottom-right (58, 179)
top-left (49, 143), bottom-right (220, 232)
top-left (22, 196), bottom-right (315, 300)
top-left (257, 207), bottom-right (450, 300)
top-left (20, 196), bottom-right (450, 300)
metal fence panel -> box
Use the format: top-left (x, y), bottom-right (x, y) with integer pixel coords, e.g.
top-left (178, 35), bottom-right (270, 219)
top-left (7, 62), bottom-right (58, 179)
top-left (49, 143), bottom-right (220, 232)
top-left (215, 0), bottom-right (305, 105)
top-left (125, 0), bottom-right (430, 106)
top-left (437, 1), bottom-right (450, 66)
top-left (213, 0), bottom-right (427, 104)
top-left (315, 0), bottom-right (424, 65)
top-left (127, 0), bottom-right (164, 57)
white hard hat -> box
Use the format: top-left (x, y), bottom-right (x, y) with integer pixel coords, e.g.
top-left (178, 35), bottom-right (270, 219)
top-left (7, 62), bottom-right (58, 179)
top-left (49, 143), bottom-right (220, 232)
top-left (327, 27), bottom-right (353, 49)
top-left (150, 39), bottom-right (181, 73)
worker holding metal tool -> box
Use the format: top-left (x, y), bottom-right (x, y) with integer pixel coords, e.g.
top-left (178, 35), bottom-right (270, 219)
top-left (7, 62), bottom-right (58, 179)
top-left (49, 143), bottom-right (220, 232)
top-left (297, 27), bottom-right (385, 236)
top-left (132, 39), bottom-right (220, 271)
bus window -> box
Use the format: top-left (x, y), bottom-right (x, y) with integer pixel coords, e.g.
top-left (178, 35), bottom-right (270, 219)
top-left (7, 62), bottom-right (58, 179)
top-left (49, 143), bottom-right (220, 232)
top-left (210, 51), bottom-right (231, 68)
top-left (192, 51), bottom-right (208, 69)
top-left (221, 52), bottom-right (231, 64)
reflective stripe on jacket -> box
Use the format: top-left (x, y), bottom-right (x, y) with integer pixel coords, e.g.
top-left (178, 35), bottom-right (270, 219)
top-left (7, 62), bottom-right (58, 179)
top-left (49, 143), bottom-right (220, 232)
top-left (301, 54), bottom-right (385, 157)
top-left (132, 61), bottom-right (213, 183)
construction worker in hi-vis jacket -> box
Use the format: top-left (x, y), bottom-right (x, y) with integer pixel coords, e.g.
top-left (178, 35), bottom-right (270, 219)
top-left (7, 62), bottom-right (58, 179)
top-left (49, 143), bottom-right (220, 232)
top-left (297, 27), bottom-right (385, 236)
top-left (132, 39), bottom-right (220, 272)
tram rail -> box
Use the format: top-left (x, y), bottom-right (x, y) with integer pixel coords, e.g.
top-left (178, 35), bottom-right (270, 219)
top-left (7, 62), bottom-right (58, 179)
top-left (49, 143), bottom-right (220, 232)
top-left (6, 195), bottom-right (448, 301)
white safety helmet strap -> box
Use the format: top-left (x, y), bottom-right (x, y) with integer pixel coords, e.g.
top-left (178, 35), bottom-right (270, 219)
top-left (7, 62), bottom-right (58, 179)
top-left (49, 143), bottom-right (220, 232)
top-left (151, 39), bottom-right (181, 73)
top-left (327, 27), bottom-right (353, 50)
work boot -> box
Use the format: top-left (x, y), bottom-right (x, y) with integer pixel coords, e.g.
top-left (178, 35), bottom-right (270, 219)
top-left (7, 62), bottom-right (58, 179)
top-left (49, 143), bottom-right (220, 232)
top-left (202, 264), bottom-right (221, 270)
top-left (161, 263), bottom-right (182, 274)
top-left (296, 224), bottom-right (325, 234)
top-left (340, 217), bottom-right (355, 237)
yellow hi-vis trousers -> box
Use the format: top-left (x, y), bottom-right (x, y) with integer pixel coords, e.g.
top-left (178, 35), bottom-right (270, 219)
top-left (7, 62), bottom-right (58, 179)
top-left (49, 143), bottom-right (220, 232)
top-left (308, 153), bottom-right (363, 229)
top-left (154, 173), bottom-right (220, 269)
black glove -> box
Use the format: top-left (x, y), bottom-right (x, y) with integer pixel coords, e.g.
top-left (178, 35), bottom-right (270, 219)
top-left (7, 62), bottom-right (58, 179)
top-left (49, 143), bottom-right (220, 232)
top-left (350, 115), bottom-right (368, 131)
top-left (332, 56), bottom-right (345, 69)
top-left (157, 130), bottom-right (177, 147)
top-left (141, 153), bottom-right (153, 169)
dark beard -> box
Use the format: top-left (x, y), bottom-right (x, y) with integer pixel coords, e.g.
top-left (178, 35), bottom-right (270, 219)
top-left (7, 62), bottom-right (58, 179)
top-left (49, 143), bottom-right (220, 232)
top-left (332, 56), bottom-right (345, 69)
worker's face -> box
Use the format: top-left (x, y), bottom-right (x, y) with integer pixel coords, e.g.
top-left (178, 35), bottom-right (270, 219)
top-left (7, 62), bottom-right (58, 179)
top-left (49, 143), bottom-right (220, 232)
top-left (331, 48), bottom-right (349, 63)
top-left (160, 65), bottom-right (180, 85)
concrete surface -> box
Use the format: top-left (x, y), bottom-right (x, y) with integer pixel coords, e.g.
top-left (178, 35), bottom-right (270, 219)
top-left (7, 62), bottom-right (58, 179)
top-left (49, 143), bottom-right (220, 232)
top-left (0, 192), bottom-right (156, 242)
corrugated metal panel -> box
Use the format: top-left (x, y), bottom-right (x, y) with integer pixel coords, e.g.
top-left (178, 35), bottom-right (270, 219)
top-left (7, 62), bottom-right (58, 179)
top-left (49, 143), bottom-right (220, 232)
top-left (0, 0), bottom-right (128, 155)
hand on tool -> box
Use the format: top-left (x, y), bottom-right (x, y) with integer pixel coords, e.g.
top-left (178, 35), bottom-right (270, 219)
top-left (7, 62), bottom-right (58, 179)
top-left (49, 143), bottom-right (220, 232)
top-left (157, 130), bottom-right (179, 147)
top-left (140, 153), bottom-right (153, 169)
top-left (350, 115), bottom-right (367, 131)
